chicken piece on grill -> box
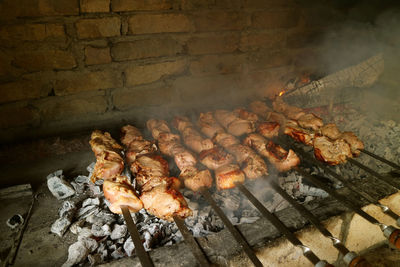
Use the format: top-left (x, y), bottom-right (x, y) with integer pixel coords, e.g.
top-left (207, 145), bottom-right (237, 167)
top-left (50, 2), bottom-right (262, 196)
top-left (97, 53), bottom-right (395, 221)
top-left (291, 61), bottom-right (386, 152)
top-left (257, 122), bottom-right (280, 139)
top-left (199, 147), bottom-right (234, 170)
top-left (198, 112), bottom-right (225, 138)
top-left (234, 108), bottom-right (259, 122)
top-left (215, 164), bottom-right (245, 190)
top-left (140, 176), bottom-right (192, 221)
top-left (321, 123), bottom-right (342, 140)
top-left (341, 132), bottom-right (364, 156)
top-left (179, 166), bottom-right (213, 191)
top-left (249, 101), bottom-right (271, 117)
top-left (182, 129), bottom-right (214, 153)
top-left (212, 132), bottom-right (240, 148)
top-left (156, 132), bottom-right (183, 156)
top-left (214, 109), bottom-right (238, 128)
top-left (130, 154), bottom-right (170, 187)
top-left (174, 150), bottom-right (197, 170)
top-left (284, 122), bottom-right (315, 146)
top-left (226, 144), bottom-right (268, 179)
top-left (90, 130), bottom-right (123, 157)
top-left (125, 139), bottom-right (157, 164)
top-left (264, 141), bottom-right (300, 172)
top-left (313, 136), bottom-right (352, 165)
top-left (226, 119), bottom-right (255, 136)
top-left (266, 112), bottom-right (287, 127)
top-left (147, 119), bottom-right (171, 140)
top-left (272, 98), bottom-right (305, 120)
top-left (297, 113), bottom-right (324, 131)
top-left (172, 116), bottom-right (193, 133)
top-left (103, 175), bottom-right (143, 214)
top-left (91, 151), bottom-right (124, 182)
top-left (121, 125), bottom-right (143, 146)
top-left (244, 133), bottom-right (299, 172)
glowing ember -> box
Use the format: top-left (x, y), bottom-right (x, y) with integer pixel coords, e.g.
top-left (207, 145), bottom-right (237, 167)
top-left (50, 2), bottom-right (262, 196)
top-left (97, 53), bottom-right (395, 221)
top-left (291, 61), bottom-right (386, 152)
top-left (278, 91), bottom-right (285, 97)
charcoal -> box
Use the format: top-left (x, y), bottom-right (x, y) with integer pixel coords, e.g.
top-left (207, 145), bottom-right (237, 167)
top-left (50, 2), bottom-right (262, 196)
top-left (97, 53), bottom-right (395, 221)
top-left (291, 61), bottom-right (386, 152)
top-left (111, 247), bottom-right (125, 259)
top-left (86, 162), bottom-right (96, 174)
top-left (88, 254), bottom-right (102, 266)
top-left (71, 182), bottom-right (85, 195)
top-left (77, 205), bottom-right (100, 219)
top-left (70, 220), bottom-right (85, 235)
top-left (75, 175), bottom-right (90, 184)
top-left (240, 217), bottom-right (259, 224)
top-left (88, 183), bottom-right (102, 196)
top-left (80, 237), bottom-right (99, 252)
top-left (59, 200), bottom-right (76, 217)
top-left (78, 227), bottom-right (92, 238)
top-left (123, 237), bottom-right (135, 257)
top-left (82, 197), bottom-right (100, 208)
top-left (110, 224), bottom-right (127, 240)
top-left (86, 210), bottom-right (115, 225)
top-left (47, 170), bottom-right (75, 200)
top-left (51, 217), bottom-right (72, 237)
top-left (91, 223), bottom-right (109, 237)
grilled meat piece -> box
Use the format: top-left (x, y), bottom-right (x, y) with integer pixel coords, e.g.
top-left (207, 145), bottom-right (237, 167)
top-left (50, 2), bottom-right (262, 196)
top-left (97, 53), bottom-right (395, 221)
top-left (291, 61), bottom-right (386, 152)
top-left (234, 108), bottom-right (259, 122)
top-left (226, 144), bottom-right (268, 179)
top-left (244, 133), bottom-right (299, 172)
top-left (172, 116), bottom-right (193, 133)
top-left (214, 109), bottom-right (238, 128)
top-left (92, 151), bottom-right (124, 182)
top-left (179, 166), bottom-right (213, 191)
top-left (341, 132), bottom-right (364, 156)
top-left (130, 154), bottom-right (170, 187)
top-left (147, 119), bottom-right (171, 140)
top-left (313, 136), bottom-right (352, 165)
top-left (125, 139), bottom-right (157, 164)
top-left (103, 175), bottom-right (143, 214)
top-left (156, 132), bottom-right (184, 156)
top-left (215, 164), bottom-right (245, 190)
top-left (321, 123), bottom-right (342, 140)
top-left (90, 130), bottom-right (123, 157)
top-left (249, 100), bottom-right (271, 117)
top-left (212, 132), bottom-right (240, 148)
top-left (140, 176), bottom-right (192, 221)
top-left (266, 112), bottom-right (287, 127)
top-left (297, 113), bottom-right (324, 131)
top-left (284, 122), bottom-right (315, 146)
top-left (121, 125), bottom-right (143, 147)
top-left (198, 112), bottom-right (225, 138)
top-left (272, 98), bottom-right (305, 120)
top-left (227, 119), bottom-right (255, 136)
top-left (257, 122), bottom-right (280, 139)
top-left (199, 147), bottom-right (234, 170)
top-left (174, 150), bottom-right (197, 171)
top-left (174, 118), bottom-right (214, 153)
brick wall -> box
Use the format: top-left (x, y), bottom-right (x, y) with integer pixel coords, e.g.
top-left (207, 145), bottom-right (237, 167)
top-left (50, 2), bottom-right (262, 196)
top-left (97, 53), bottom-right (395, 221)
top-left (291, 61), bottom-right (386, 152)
top-left (0, 0), bottom-right (371, 143)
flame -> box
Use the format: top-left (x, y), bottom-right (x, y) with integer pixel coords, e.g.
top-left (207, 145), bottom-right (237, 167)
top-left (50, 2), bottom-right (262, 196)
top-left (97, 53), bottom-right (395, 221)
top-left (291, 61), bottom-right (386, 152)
top-left (278, 90), bottom-right (285, 97)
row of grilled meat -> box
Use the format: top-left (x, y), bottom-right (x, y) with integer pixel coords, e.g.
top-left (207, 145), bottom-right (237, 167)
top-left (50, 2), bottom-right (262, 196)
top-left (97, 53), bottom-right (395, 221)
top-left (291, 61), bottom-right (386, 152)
top-left (249, 98), bottom-right (364, 165)
top-left (89, 97), bottom-right (363, 221)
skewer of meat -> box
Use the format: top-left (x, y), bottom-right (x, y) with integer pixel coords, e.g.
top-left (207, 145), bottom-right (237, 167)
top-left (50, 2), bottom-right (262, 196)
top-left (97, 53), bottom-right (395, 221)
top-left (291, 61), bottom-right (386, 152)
top-left (121, 125), bottom-right (192, 221)
top-left (89, 130), bottom-right (143, 214)
top-left (147, 119), bottom-right (213, 192)
top-left (214, 107), bottom-right (299, 172)
top-left (172, 116), bottom-right (246, 189)
top-left (196, 113), bottom-right (266, 182)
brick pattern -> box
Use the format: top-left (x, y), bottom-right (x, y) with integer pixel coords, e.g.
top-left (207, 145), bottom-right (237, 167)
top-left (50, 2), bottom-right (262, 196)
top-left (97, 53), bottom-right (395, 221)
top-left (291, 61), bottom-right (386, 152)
top-left (0, 0), bottom-right (349, 141)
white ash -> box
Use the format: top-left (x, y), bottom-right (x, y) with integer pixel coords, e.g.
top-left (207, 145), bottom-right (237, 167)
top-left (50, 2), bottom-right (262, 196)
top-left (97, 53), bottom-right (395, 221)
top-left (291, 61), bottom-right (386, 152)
top-left (82, 197), bottom-right (100, 207)
top-left (110, 224), bottom-right (127, 240)
top-left (47, 170), bottom-right (75, 200)
top-left (123, 237), bottom-right (135, 257)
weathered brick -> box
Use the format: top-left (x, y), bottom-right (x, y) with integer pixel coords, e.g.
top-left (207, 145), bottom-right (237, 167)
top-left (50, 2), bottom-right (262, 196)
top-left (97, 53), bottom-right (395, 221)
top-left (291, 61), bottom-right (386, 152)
top-left (240, 31), bottom-right (286, 52)
top-left (286, 31), bottom-right (321, 48)
top-left (252, 10), bottom-right (299, 29)
top-left (76, 17), bottom-right (120, 39)
top-left (80, 0), bottom-right (110, 13)
top-left (187, 33), bottom-right (239, 55)
top-left (54, 70), bottom-right (123, 96)
top-left (111, 38), bottom-right (182, 61)
top-left (247, 51), bottom-right (292, 70)
top-left (0, 103), bottom-right (40, 128)
top-left (0, 51), bottom-right (21, 78)
top-left (112, 0), bottom-right (173, 12)
top-left (113, 83), bottom-right (176, 110)
top-left (0, 0), bottom-right (79, 18)
top-left (128, 14), bottom-right (192, 34)
top-left (13, 49), bottom-right (76, 72)
top-left (0, 79), bottom-right (46, 104)
top-left (180, 0), bottom-right (241, 10)
top-left (190, 54), bottom-right (244, 76)
top-left (192, 11), bottom-right (246, 32)
top-left (35, 91), bottom-right (107, 122)
top-left (243, 0), bottom-right (296, 8)
top-left (0, 24), bottom-right (65, 42)
top-left (125, 60), bottom-right (186, 86)
top-left (85, 46), bottom-right (112, 65)
top-left (173, 75), bottom-right (240, 106)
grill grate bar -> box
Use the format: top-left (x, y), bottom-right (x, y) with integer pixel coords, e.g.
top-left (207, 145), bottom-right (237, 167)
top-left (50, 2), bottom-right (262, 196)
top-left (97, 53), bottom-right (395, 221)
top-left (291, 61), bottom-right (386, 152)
top-left (361, 149), bottom-right (400, 170)
top-left (236, 183), bottom-right (329, 266)
top-left (173, 216), bottom-right (210, 266)
top-left (121, 205), bottom-right (154, 267)
top-left (200, 188), bottom-right (263, 267)
top-left (348, 158), bottom-right (400, 190)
